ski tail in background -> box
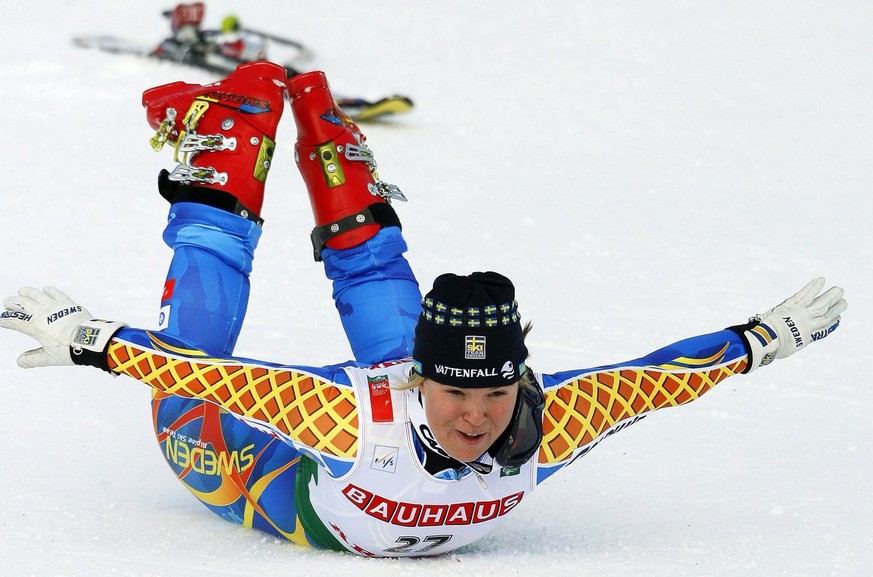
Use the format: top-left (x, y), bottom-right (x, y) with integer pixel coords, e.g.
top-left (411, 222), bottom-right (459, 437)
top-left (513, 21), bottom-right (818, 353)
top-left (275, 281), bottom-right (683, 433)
top-left (335, 96), bottom-right (415, 122)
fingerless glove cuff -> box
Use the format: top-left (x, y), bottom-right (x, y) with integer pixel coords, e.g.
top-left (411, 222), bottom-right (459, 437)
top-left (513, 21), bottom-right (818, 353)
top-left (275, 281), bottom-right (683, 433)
top-left (727, 318), bottom-right (778, 374)
top-left (70, 320), bottom-right (128, 372)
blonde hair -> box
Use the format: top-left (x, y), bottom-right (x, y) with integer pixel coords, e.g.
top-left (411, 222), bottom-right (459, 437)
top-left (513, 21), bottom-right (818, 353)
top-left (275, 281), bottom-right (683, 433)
top-left (397, 321), bottom-right (534, 391)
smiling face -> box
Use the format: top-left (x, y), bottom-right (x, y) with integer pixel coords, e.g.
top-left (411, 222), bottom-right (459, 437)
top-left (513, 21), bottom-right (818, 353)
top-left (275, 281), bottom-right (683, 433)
top-left (418, 378), bottom-right (519, 463)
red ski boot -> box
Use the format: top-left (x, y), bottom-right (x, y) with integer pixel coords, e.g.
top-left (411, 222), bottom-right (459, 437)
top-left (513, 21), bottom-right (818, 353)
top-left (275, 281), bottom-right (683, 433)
top-left (142, 61), bottom-right (287, 221)
top-left (287, 70), bottom-right (405, 260)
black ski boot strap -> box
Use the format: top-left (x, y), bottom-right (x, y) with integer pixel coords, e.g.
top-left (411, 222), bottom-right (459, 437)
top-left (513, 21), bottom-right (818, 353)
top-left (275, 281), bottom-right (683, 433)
top-left (310, 202), bottom-right (401, 261)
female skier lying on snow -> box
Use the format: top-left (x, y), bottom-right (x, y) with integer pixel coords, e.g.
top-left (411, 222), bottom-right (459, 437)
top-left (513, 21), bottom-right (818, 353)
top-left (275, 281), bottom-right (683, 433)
top-left (0, 62), bottom-right (847, 557)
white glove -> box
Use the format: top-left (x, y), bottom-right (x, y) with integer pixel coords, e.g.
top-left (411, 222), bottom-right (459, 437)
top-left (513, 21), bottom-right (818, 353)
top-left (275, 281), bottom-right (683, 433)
top-left (736, 277), bottom-right (847, 372)
top-left (0, 286), bottom-right (125, 369)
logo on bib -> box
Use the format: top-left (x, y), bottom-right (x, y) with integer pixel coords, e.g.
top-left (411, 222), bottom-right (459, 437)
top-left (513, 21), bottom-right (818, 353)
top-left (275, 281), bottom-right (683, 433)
top-left (371, 445), bottom-right (398, 474)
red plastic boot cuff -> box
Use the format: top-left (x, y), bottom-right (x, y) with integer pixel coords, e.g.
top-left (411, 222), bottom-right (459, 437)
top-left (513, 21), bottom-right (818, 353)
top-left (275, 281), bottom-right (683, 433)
top-left (142, 62), bottom-right (287, 216)
top-left (287, 71), bottom-right (387, 250)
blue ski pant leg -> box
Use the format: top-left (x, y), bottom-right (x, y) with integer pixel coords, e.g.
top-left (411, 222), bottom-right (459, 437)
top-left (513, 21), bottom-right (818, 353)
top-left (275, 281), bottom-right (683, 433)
top-left (321, 227), bottom-right (422, 365)
top-left (157, 202), bottom-right (260, 353)
top-left (150, 203), bottom-right (309, 544)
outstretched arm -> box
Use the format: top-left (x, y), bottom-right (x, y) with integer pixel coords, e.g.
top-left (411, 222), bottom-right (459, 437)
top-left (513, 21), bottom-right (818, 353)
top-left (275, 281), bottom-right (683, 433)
top-left (0, 287), bottom-right (361, 465)
top-left (534, 278), bottom-right (846, 482)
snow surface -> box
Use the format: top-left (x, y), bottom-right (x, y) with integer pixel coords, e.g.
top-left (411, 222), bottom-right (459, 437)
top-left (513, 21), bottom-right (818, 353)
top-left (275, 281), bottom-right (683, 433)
top-left (1, 1), bottom-right (871, 575)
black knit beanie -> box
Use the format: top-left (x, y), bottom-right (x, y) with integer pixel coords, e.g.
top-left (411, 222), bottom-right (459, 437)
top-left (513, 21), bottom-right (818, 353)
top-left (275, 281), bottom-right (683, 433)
top-left (412, 272), bottom-right (528, 388)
